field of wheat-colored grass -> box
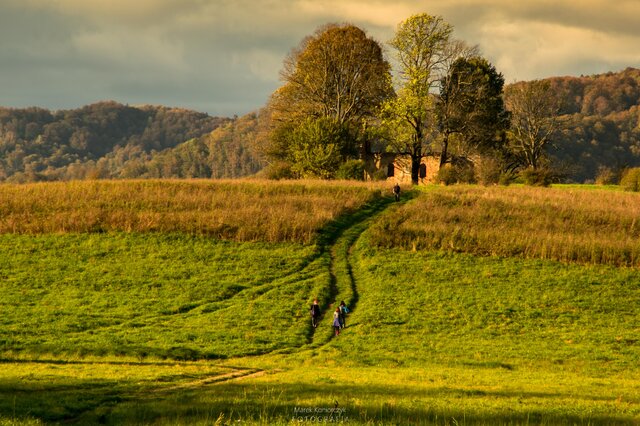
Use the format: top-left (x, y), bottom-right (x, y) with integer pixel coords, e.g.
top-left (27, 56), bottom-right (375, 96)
top-left (0, 179), bottom-right (384, 243)
top-left (369, 185), bottom-right (640, 267)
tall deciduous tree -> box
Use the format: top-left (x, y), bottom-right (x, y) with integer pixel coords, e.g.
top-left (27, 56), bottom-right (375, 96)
top-left (437, 56), bottom-right (510, 166)
top-left (385, 14), bottom-right (459, 184)
top-left (504, 80), bottom-right (562, 170)
top-left (267, 23), bottom-right (393, 177)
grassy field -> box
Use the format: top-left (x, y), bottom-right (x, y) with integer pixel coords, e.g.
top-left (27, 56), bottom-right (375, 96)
top-left (0, 180), bottom-right (382, 243)
top-left (369, 185), bottom-right (640, 267)
top-left (1, 180), bottom-right (639, 425)
top-left (0, 233), bottom-right (325, 359)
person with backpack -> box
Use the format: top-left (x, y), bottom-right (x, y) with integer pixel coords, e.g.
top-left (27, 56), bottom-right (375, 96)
top-left (332, 307), bottom-right (342, 336)
top-left (338, 300), bottom-right (349, 328)
top-left (310, 298), bottom-right (321, 328)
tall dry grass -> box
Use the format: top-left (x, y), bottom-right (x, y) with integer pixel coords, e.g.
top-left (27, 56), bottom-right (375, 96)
top-left (0, 179), bottom-right (384, 243)
top-left (369, 185), bottom-right (640, 267)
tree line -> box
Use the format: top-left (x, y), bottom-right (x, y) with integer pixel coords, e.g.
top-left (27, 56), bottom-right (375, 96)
top-left (262, 14), bottom-right (640, 185)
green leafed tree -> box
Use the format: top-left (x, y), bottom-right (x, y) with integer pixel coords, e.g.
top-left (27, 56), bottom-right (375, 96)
top-left (437, 56), bottom-right (510, 167)
top-left (285, 117), bottom-right (351, 179)
top-left (384, 13), bottom-right (470, 184)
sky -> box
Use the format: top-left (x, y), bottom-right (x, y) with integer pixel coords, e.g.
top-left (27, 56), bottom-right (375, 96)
top-left (1, 0), bottom-right (639, 117)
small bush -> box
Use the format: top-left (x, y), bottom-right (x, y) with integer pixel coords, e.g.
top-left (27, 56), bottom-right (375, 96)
top-left (620, 168), bottom-right (640, 192)
top-left (437, 163), bottom-right (475, 185)
top-left (520, 168), bottom-right (553, 187)
top-left (595, 166), bottom-right (621, 185)
top-left (436, 165), bottom-right (457, 185)
top-left (498, 171), bottom-right (516, 186)
top-left (474, 157), bottom-right (503, 186)
top-left (265, 161), bottom-right (296, 180)
top-left (336, 159), bottom-right (365, 181)
top-left (371, 168), bottom-right (389, 181)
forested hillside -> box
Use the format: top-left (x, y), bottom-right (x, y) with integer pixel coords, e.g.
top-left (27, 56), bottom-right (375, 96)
top-left (0, 101), bottom-right (229, 182)
top-left (544, 67), bottom-right (640, 182)
top-left (1, 68), bottom-right (639, 183)
top-left (130, 111), bottom-right (267, 179)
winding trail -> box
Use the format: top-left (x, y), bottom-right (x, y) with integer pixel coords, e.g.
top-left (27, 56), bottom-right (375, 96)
top-left (57, 193), bottom-right (411, 423)
top-left (304, 194), bottom-right (401, 348)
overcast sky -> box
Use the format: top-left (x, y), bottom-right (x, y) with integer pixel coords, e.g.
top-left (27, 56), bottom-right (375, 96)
top-left (1, 0), bottom-right (639, 117)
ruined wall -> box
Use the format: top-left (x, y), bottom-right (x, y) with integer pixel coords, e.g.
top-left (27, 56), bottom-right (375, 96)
top-left (365, 153), bottom-right (441, 185)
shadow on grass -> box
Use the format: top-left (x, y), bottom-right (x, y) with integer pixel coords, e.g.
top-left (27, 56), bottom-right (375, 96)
top-left (0, 344), bottom-right (229, 362)
top-left (0, 378), bottom-right (636, 425)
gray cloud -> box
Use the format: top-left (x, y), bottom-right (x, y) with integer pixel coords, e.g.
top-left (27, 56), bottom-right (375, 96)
top-left (1, 0), bottom-right (639, 116)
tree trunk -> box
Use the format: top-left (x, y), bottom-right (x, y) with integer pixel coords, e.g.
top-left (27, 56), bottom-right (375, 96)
top-left (411, 154), bottom-right (421, 185)
top-left (440, 132), bottom-right (449, 168)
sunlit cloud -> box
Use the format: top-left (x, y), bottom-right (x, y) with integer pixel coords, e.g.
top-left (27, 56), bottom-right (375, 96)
top-left (1, 0), bottom-right (639, 115)
top-left (477, 20), bottom-right (640, 82)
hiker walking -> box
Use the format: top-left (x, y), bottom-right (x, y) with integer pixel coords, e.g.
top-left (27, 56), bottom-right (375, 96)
top-left (333, 307), bottom-right (342, 336)
top-left (310, 299), bottom-right (321, 328)
top-left (393, 183), bottom-right (401, 202)
top-left (339, 300), bottom-right (349, 329)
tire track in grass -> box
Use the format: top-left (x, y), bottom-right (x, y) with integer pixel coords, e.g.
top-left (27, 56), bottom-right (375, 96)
top-left (61, 364), bottom-right (268, 423)
top-left (153, 367), bottom-right (267, 393)
top-left (301, 192), bottom-right (415, 349)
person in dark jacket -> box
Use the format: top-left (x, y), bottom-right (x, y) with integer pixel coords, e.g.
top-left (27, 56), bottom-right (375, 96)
top-left (339, 300), bottom-right (349, 328)
top-left (310, 298), bottom-right (321, 328)
top-left (393, 183), bottom-right (401, 202)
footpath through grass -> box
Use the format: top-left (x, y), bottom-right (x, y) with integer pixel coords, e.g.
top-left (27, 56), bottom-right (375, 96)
top-left (11, 244), bottom-right (635, 425)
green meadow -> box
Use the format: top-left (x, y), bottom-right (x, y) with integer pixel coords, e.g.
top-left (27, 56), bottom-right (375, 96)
top-left (0, 181), bottom-right (639, 425)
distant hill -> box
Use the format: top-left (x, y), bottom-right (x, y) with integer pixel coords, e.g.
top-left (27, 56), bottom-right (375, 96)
top-left (117, 110), bottom-right (268, 179)
top-left (529, 67), bottom-right (640, 182)
top-left (0, 101), bottom-right (230, 182)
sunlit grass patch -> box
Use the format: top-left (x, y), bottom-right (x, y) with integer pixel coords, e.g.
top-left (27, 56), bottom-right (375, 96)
top-left (0, 233), bottom-right (327, 360)
top-left (370, 185), bottom-right (640, 267)
top-left (334, 241), bottom-right (640, 371)
top-left (0, 179), bottom-right (384, 243)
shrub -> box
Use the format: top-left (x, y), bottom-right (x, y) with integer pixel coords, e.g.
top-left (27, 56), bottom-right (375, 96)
top-left (436, 165), bottom-right (457, 185)
top-left (620, 168), bottom-right (640, 191)
top-left (265, 161), bottom-right (295, 180)
top-left (336, 159), bottom-right (365, 180)
top-left (520, 168), bottom-right (553, 187)
top-left (595, 166), bottom-right (621, 185)
top-left (474, 156), bottom-right (503, 186)
top-left (287, 117), bottom-right (352, 179)
top-left (437, 163), bottom-right (475, 185)
top-left (498, 171), bottom-right (516, 186)
top-left (371, 168), bottom-right (389, 181)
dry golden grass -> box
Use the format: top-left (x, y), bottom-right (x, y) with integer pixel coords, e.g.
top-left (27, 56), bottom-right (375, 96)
top-left (369, 185), bottom-right (640, 267)
top-left (0, 179), bottom-right (384, 243)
